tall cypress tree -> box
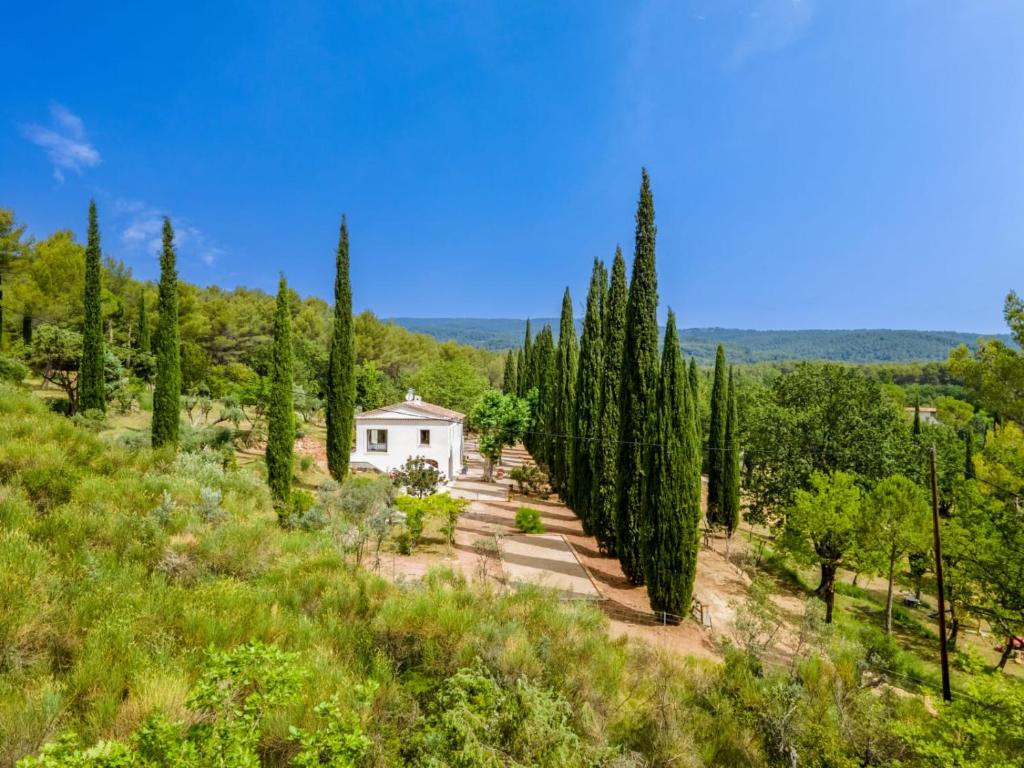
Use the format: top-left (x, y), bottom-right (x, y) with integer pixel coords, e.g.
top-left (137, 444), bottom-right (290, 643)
top-left (572, 259), bottom-right (606, 530)
top-left (515, 348), bottom-right (525, 397)
top-left (502, 349), bottom-right (517, 393)
top-left (267, 274), bottom-right (295, 510)
top-left (687, 356), bottom-right (701, 449)
top-left (912, 401), bottom-right (921, 435)
top-left (326, 216), bottom-right (356, 481)
top-left (532, 325), bottom-right (556, 467)
top-left (688, 357), bottom-right (699, 420)
top-left (520, 319), bottom-right (534, 397)
top-left (706, 344), bottom-right (728, 525)
top-left (137, 292), bottom-right (150, 355)
top-left (80, 200), bottom-right (106, 412)
top-left (592, 246), bottom-right (627, 555)
top-left (151, 218), bottom-right (181, 448)
top-left (616, 169), bottom-right (660, 585)
top-left (552, 288), bottom-right (579, 504)
top-left (722, 368), bottom-right (741, 535)
top-left (644, 312), bottom-right (701, 617)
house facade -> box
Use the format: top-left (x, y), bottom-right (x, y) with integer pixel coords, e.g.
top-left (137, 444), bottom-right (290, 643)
top-left (349, 391), bottom-right (465, 479)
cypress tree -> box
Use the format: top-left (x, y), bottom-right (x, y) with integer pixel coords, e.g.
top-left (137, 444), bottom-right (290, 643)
top-left (592, 246), bottom-right (627, 555)
top-left (502, 349), bottom-right (517, 393)
top-left (326, 215), bottom-right (356, 481)
top-left (688, 357), bottom-right (699, 418)
top-left (137, 292), bottom-right (150, 355)
top-left (80, 200), bottom-right (106, 412)
top-left (722, 368), bottom-right (741, 535)
top-left (572, 259), bottom-right (606, 530)
top-left (687, 356), bottom-right (701, 446)
top-left (552, 288), bottom-right (579, 504)
top-left (521, 319), bottom-right (534, 396)
top-left (151, 218), bottom-right (181, 448)
top-left (616, 169), bottom-right (660, 585)
top-left (515, 348), bottom-right (525, 397)
top-left (644, 311), bottom-right (701, 617)
top-left (532, 325), bottom-right (556, 467)
top-left (267, 274), bottom-right (295, 510)
top-left (706, 344), bottom-right (728, 525)
top-left (912, 401), bottom-right (921, 435)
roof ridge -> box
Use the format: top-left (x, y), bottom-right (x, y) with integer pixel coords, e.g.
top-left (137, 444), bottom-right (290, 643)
top-left (357, 399), bottom-right (465, 421)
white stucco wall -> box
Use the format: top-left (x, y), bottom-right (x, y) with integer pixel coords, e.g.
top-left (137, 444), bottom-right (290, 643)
top-left (350, 416), bottom-right (464, 479)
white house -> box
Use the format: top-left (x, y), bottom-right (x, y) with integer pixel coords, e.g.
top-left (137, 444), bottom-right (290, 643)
top-left (349, 390), bottom-right (465, 479)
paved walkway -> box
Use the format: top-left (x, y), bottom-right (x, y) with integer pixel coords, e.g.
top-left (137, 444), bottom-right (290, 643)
top-left (500, 533), bottom-right (602, 599)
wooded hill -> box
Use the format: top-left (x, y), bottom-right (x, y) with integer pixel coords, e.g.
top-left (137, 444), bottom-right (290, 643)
top-left (391, 316), bottom-right (1011, 363)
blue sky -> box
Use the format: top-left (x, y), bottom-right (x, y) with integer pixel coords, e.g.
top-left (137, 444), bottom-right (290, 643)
top-left (2, 1), bottom-right (1022, 332)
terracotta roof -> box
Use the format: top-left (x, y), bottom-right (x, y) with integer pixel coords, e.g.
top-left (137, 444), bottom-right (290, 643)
top-left (357, 400), bottom-right (465, 422)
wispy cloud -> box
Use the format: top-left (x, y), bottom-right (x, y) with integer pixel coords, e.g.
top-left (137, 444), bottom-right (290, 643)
top-left (730, 0), bottom-right (816, 67)
top-left (115, 197), bottom-right (224, 268)
top-left (21, 103), bottom-right (101, 183)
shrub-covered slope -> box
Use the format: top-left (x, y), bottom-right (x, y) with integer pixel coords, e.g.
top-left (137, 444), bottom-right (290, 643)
top-left (1, 385), bottom-right (1019, 767)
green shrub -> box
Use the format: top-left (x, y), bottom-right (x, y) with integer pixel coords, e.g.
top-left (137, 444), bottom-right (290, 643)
top-left (0, 354), bottom-right (28, 384)
top-left (71, 408), bottom-right (107, 432)
top-left (19, 466), bottom-right (77, 511)
top-left (509, 464), bottom-right (545, 495)
top-left (515, 506), bottom-right (545, 534)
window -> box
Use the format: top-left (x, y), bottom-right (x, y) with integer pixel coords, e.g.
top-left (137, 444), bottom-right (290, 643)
top-left (367, 428), bottom-right (388, 452)
top-left (419, 429), bottom-right (430, 446)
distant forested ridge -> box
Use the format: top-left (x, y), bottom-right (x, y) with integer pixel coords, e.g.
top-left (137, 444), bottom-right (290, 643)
top-left (390, 317), bottom-right (1012, 364)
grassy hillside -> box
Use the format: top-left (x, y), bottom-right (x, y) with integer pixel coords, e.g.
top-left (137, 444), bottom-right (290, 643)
top-left (390, 317), bottom-right (1011, 363)
top-left (2, 384), bottom-right (1021, 766)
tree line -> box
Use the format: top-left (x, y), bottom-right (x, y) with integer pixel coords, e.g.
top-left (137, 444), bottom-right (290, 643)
top-left (501, 170), bottom-right (741, 619)
top-left (0, 202), bottom-right (365, 520)
top-left (0, 206), bottom-right (503, 420)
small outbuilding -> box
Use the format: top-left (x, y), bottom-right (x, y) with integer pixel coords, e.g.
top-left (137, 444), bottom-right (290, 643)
top-left (349, 389), bottom-right (465, 479)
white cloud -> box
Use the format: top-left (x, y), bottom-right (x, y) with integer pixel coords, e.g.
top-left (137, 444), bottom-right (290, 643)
top-left (730, 0), bottom-right (815, 67)
top-left (114, 198), bottom-right (224, 268)
top-left (21, 103), bottom-right (101, 183)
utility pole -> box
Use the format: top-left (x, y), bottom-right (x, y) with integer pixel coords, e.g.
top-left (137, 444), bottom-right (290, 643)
top-left (930, 444), bottom-right (952, 702)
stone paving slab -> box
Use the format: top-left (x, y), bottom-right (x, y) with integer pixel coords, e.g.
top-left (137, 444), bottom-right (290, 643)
top-left (500, 533), bottom-right (602, 599)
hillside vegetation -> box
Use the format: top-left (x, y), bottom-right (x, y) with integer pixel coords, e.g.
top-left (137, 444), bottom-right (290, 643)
top-left (0, 213), bottom-right (502, 416)
top-left (5, 385), bottom-right (1022, 767)
top-left (390, 317), bottom-right (1010, 363)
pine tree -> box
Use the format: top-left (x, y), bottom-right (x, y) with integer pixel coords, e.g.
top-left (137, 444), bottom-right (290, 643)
top-left (644, 312), bottom-right (701, 617)
top-left (532, 325), bottom-right (556, 468)
top-left (616, 169), bottom-right (660, 585)
top-left (502, 349), bottom-right (517, 393)
top-left (964, 429), bottom-right (975, 479)
top-left (151, 218), bottom-right (181, 448)
top-left (706, 344), bottom-right (728, 525)
top-left (137, 292), bottom-right (150, 355)
top-left (722, 367), bottom-right (741, 535)
top-left (552, 288), bottom-right (579, 504)
top-left (80, 200), bottom-right (106, 412)
top-left (592, 246), bottom-right (627, 555)
top-left (267, 274), bottom-right (295, 510)
top-left (572, 259), bottom-right (606, 530)
top-left (326, 216), bottom-right (356, 481)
